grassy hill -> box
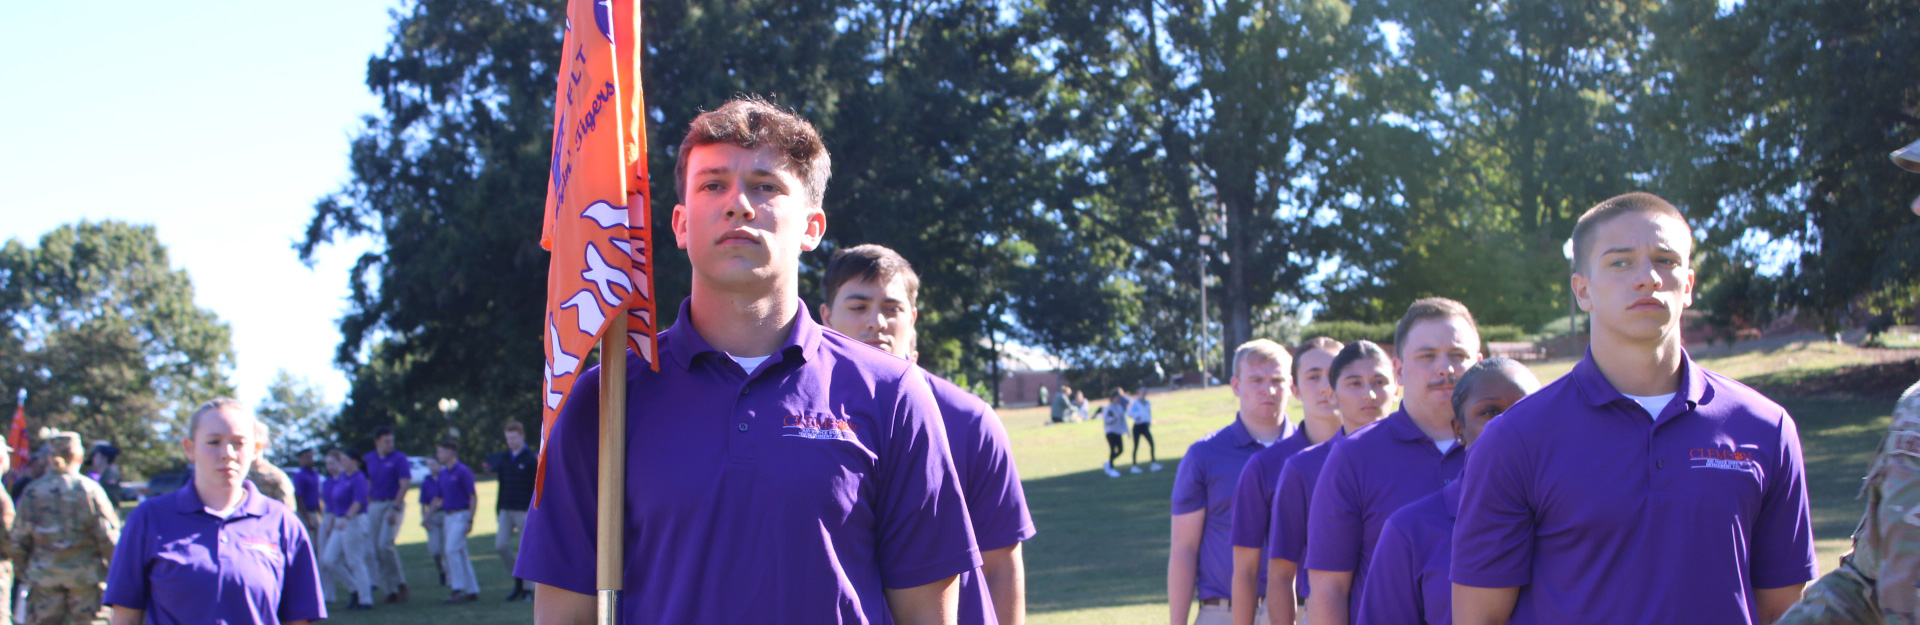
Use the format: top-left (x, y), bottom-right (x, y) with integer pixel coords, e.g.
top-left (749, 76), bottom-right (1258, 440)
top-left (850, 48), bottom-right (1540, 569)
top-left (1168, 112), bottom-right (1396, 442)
top-left (294, 340), bottom-right (1911, 624)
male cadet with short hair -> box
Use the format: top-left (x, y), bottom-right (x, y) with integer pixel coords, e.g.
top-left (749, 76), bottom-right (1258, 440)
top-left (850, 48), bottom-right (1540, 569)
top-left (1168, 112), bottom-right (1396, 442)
top-left (291, 449), bottom-right (324, 540)
top-left (362, 426), bottom-right (410, 604)
top-left (819, 243), bottom-right (1037, 625)
top-left (519, 98), bottom-right (981, 624)
top-left (1306, 299), bottom-right (1480, 625)
top-left (1453, 192), bottom-right (1817, 625)
top-left (435, 439), bottom-right (480, 604)
top-left (13, 431), bottom-right (120, 624)
top-left (1171, 340), bottom-right (1294, 625)
top-left (484, 421), bottom-right (537, 601)
top-left (1775, 139), bottom-right (1920, 625)
top-left (246, 422), bottom-right (298, 510)
top-left (1231, 337), bottom-right (1342, 625)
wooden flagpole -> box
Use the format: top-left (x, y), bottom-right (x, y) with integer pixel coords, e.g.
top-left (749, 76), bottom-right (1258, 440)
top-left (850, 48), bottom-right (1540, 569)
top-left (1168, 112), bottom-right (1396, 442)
top-left (596, 314), bottom-right (628, 623)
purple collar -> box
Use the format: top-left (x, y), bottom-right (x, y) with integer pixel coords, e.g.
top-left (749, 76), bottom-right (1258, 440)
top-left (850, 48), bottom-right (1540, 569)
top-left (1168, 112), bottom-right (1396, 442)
top-left (1569, 348), bottom-right (1710, 424)
top-left (172, 477), bottom-right (271, 519)
top-left (1379, 409), bottom-right (1430, 443)
top-left (661, 298), bottom-right (823, 373)
top-left (1217, 416), bottom-right (1264, 449)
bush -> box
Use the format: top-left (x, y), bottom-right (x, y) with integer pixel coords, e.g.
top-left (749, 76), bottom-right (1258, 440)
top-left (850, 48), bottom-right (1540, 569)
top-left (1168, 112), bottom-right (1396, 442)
top-left (1478, 324), bottom-right (1529, 343)
top-left (1300, 320), bottom-right (1396, 346)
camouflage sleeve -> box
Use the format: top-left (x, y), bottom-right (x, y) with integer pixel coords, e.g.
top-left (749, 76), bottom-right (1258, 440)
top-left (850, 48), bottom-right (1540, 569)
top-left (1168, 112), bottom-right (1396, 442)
top-left (1776, 549), bottom-right (1883, 625)
top-left (9, 487), bottom-right (31, 574)
top-left (88, 482), bottom-right (120, 566)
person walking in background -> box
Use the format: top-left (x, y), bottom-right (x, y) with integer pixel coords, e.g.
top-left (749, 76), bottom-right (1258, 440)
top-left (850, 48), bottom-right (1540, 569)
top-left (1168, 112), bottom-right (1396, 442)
top-left (1170, 340), bottom-right (1295, 625)
top-left (1355, 358), bottom-right (1539, 625)
top-left (104, 398), bottom-right (326, 625)
top-left (85, 446), bottom-right (120, 507)
top-left (13, 431), bottom-right (119, 624)
top-left (1453, 193), bottom-right (1816, 625)
top-left (291, 449), bottom-right (324, 549)
top-left (361, 426), bottom-right (409, 604)
top-left (434, 439), bottom-right (479, 604)
top-left (1103, 391), bottom-right (1131, 478)
top-left (484, 421), bottom-right (537, 602)
top-left (419, 458), bottom-right (447, 588)
top-left (1267, 339), bottom-right (1395, 625)
top-left (1229, 336), bottom-right (1343, 625)
top-left (321, 450), bottom-right (374, 612)
top-left (1130, 387), bottom-right (1161, 473)
top-left (246, 422), bottom-right (297, 511)
top-left (1051, 384), bottom-right (1072, 424)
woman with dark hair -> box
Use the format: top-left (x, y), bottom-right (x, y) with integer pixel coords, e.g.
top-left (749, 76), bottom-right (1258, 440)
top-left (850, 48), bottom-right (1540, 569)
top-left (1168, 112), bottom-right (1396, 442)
top-left (322, 449), bottom-right (375, 611)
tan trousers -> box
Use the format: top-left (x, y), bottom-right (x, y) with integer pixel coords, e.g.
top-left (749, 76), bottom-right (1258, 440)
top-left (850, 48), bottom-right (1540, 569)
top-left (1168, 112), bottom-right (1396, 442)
top-left (496, 509), bottom-right (528, 575)
top-left (1192, 599), bottom-right (1268, 625)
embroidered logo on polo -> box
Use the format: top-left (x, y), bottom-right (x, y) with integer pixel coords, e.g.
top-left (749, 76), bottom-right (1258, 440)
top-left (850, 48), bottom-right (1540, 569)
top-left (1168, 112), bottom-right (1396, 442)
top-left (783, 413), bottom-right (858, 441)
top-left (1688, 447), bottom-right (1760, 472)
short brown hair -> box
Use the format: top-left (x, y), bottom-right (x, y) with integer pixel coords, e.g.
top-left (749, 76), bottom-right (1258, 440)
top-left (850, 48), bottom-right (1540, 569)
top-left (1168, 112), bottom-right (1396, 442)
top-left (504, 421), bottom-right (525, 436)
top-left (1291, 336), bottom-right (1344, 382)
top-left (1232, 339), bottom-right (1292, 379)
top-left (1393, 298), bottom-right (1479, 358)
top-left (822, 244), bottom-right (920, 308)
top-left (437, 437), bottom-right (459, 452)
top-left (674, 97), bottom-right (831, 207)
top-left (1570, 192), bottom-right (1691, 275)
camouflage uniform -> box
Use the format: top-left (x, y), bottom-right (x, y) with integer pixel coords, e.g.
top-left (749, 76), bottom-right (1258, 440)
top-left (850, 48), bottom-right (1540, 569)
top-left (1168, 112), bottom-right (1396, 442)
top-left (12, 469), bottom-right (118, 625)
top-left (247, 460), bottom-right (297, 511)
top-left (1779, 379), bottom-right (1920, 625)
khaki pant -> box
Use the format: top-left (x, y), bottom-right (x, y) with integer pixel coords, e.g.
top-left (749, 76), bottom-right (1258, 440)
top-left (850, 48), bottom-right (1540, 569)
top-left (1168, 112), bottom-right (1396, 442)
top-left (26, 583), bottom-right (105, 625)
top-left (365, 499), bottom-right (407, 595)
top-left (424, 509), bottom-right (448, 561)
top-left (444, 510), bottom-right (480, 595)
top-left (496, 509), bottom-right (528, 575)
top-left (323, 515), bottom-right (374, 605)
top-left (1191, 599), bottom-right (1267, 625)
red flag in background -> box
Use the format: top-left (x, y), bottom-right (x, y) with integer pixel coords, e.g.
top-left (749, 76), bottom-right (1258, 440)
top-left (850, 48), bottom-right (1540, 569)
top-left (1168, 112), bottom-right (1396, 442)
top-left (9, 390), bottom-right (28, 470)
top-left (536, 0), bottom-right (656, 502)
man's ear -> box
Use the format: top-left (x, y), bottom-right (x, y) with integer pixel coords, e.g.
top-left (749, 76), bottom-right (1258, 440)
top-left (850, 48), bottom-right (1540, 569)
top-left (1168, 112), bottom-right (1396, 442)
top-left (800, 207), bottom-right (827, 252)
top-left (1571, 272), bottom-right (1593, 312)
top-left (671, 204), bottom-right (690, 249)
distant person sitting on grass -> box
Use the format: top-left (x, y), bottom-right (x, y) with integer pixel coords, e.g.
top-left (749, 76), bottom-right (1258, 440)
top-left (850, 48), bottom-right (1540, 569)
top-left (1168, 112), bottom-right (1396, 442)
top-left (1130, 387), bottom-right (1160, 473)
top-left (1103, 390), bottom-right (1131, 478)
top-left (1051, 384), bottom-right (1073, 424)
top-left (1072, 389), bottom-right (1091, 422)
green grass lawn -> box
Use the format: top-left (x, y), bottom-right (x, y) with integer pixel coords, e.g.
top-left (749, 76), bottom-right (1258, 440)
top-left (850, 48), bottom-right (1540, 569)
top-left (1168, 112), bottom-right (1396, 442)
top-left (310, 340), bottom-right (1908, 624)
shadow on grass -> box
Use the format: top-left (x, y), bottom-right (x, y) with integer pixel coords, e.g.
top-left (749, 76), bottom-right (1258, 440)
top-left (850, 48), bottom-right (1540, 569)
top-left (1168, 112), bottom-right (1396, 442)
top-left (322, 531), bottom-right (535, 625)
top-left (1024, 458), bottom-right (1182, 615)
top-left (1783, 396), bottom-right (1892, 544)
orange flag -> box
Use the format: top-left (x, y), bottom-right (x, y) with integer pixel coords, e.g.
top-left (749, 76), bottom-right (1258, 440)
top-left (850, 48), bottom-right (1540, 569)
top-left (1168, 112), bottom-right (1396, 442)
top-left (537, 0), bottom-right (656, 501)
top-left (8, 390), bottom-right (26, 471)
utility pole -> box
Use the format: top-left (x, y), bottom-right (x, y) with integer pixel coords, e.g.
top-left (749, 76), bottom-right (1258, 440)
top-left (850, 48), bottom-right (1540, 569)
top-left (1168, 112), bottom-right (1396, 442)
top-left (1198, 233), bottom-right (1211, 387)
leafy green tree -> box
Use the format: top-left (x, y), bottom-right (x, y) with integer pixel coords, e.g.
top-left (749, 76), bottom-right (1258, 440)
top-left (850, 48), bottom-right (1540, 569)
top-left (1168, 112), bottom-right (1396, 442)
top-left (1645, 0), bottom-right (1920, 334)
top-left (0, 221), bottom-right (235, 476)
top-left (255, 370), bottom-right (336, 461)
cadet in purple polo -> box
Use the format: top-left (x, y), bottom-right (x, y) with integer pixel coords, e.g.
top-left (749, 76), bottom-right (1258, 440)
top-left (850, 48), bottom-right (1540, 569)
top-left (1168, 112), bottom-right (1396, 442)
top-left (321, 450), bottom-right (374, 611)
top-left (290, 449), bottom-right (323, 541)
top-left (105, 398), bottom-right (325, 625)
top-left (819, 244), bottom-right (1036, 625)
top-left (1306, 299), bottom-right (1480, 625)
top-left (1355, 358), bottom-right (1538, 625)
top-left (434, 439), bottom-right (480, 604)
top-left (519, 98), bottom-right (979, 624)
top-left (1452, 193), bottom-right (1816, 625)
top-left (1227, 338), bottom-right (1343, 625)
top-left (1267, 339), bottom-right (1396, 623)
top-left (361, 426), bottom-right (410, 604)
top-left (1170, 340), bottom-right (1295, 625)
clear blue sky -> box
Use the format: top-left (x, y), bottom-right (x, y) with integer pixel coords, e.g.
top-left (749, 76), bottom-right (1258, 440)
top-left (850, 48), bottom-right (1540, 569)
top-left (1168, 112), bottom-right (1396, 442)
top-left (1, 1), bottom-right (403, 409)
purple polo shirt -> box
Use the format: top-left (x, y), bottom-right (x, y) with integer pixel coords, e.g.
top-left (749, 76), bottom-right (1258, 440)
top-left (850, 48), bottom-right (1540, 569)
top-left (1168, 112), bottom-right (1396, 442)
top-left (1306, 409), bottom-right (1464, 612)
top-left (926, 370), bottom-right (1034, 625)
top-left (1451, 352), bottom-right (1816, 624)
top-left (291, 467), bottom-right (322, 513)
top-left (1172, 416), bottom-right (1293, 601)
top-left (1356, 480), bottom-right (1458, 625)
top-left (325, 473), bottom-right (367, 517)
top-left (438, 461), bottom-right (475, 512)
top-left (517, 299), bottom-right (981, 624)
top-left (1229, 426), bottom-right (1315, 597)
top-left (419, 472), bottom-right (441, 506)
top-left (362, 450), bottom-right (408, 501)
top-left (105, 479), bottom-right (326, 625)
top-left (1266, 429), bottom-right (1346, 600)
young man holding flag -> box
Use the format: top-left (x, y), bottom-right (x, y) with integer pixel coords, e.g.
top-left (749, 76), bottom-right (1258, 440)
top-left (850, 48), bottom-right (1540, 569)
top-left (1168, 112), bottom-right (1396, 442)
top-left (520, 98), bottom-right (981, 624)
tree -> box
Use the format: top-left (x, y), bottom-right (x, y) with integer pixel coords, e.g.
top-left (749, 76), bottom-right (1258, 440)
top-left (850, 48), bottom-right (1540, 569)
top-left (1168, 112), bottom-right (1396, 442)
top-left (1645, 0), bottom-right (1920, 334)
top-left (0, 221), bottom-right (235, 476)
top-left (256, 370), bottom-right (336, 461)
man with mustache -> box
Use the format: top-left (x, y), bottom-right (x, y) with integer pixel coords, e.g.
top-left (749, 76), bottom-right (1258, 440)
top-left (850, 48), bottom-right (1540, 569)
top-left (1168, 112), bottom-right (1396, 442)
top-left (1452, 192), bottom-right (1816, 625)
top-left (1305, 298), bottom-right (1480, 625)
top-left (818, 243), bottom-right (1036, 625)
top-left (518, 98), bottom-right (979, 625)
